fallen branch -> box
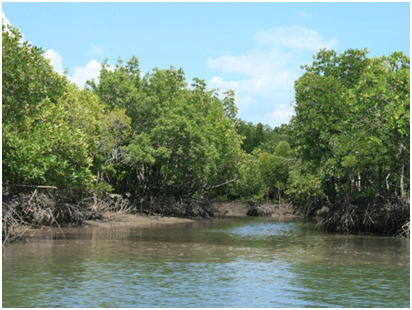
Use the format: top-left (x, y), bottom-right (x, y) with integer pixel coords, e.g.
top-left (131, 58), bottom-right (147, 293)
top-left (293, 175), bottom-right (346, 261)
top-left (8, 185), bottom-right (57, 189)
top-left (206, 178), bottom-right (238, 190)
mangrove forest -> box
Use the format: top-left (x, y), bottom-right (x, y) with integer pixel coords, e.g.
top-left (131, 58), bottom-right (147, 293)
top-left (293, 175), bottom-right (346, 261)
top-left (2, 22), bottom-right (410, 243)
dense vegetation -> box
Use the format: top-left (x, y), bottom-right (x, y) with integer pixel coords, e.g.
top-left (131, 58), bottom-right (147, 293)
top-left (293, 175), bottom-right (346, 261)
top-left (2, 23), bottom-right (409, 243)
top-left (288, 49), bottom-right (410, 235)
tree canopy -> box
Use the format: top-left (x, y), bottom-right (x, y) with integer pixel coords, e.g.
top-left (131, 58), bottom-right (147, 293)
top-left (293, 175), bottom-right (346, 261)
top-left (288, 48), bottom-right (410, 206)
top-left (2, 21), bottom-right (409, 235)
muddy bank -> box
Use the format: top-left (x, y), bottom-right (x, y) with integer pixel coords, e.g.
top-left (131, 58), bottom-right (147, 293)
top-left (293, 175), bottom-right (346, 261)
top-left (7, 212), bottom-right (195, 240)
top-left (2, 188), bottom-right (207, 244)
top-left (314, 198), bottom-right (410, 237)
top-left (216, 201), bottom-right (300, 217)
top-left (82, 212), bottom-right (195, 228)
top-left (4, 202), bottom-right (300, 244)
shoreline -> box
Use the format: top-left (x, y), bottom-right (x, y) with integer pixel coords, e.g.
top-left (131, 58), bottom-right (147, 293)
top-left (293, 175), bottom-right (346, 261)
top-left (217, 201), bottom-right (300, 217)
top-left (4, 202), bottom-right (300, 244)
top-left (82, 212), bottom-right (196, 228)
top-left (7, 212), bottom-right (197, 241)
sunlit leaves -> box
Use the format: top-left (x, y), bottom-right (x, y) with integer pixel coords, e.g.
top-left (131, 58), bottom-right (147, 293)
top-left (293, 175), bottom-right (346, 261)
top-left (90, 57), bottom-right (244, 200)
top-left (290, 48), bottom-right (409, 202)
top-left (2, 24), bottom-right (96, 190)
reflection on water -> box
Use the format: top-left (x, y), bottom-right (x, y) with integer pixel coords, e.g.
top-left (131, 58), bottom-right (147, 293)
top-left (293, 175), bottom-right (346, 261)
top-left (2, 217), bottom-right (410, 307)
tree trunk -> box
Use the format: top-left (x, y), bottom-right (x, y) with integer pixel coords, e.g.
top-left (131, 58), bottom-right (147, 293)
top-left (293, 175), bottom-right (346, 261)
top-left (378, 166), bottom-right (383, 195)
top-left (337, 172), bottom-right (343, 199)
top-left (278, 186), bottom-right (281, 205)
top-left (349, 169), bottom-right (355, 194)
top-left (399, 142), bottom-right (405, 198)
top-left (386, 172), bottom-right (391, 193)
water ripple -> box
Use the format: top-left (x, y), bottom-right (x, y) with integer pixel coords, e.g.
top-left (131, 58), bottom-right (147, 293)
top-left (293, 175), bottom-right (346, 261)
top-left (2, 217), bottom-right (409, 308)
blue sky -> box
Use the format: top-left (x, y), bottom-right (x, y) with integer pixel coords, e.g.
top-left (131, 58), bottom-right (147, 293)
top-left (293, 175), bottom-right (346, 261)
top-left (2, 2), bottom-right (410, 128)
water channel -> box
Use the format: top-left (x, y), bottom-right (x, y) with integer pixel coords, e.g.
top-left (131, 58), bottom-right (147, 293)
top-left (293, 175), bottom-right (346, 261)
top-left (2, 216), bottom-right (410, 307)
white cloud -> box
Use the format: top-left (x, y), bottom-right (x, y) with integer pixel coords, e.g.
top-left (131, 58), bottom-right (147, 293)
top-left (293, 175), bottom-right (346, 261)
top-left (256, 25), bottom-right (338, 51)
top-left (2, 11), bottom-right (11, 27)
top-left (44, 49), bottom-right (64, 74)
top-left (68, 60), bottom-right (102, 88)
top-left (3, 11), bottom-right (34, 47)
top-left (209, 76), bottom-right (240, 92)
top-left (3, 13), bottom-right (105, 90)
top-left (262, 104), bottom-right (295, 127)
top-left (88, 44), bottom-right (104, 57)
top-left (208, 49), bottom-right (292, 77)
top-left (208, 49), bottom-right (296, 101)
top-left (207, 26), bottom-right (338, 127)
top-left (43, 50), bottom-right (101, 87)
top-left (42, 46), bottom-right (112, 89)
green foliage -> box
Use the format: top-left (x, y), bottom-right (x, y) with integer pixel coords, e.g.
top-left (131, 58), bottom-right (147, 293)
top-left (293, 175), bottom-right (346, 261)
top-left (235, 120), bottom-right (292, 154)
top-left (291, 48), bottom-right (410, 204)
top-left (58, 84), bottom-right (106, 155)
top-left (2, 24), bottom-right (67, 128)
top-left (286, 160), bottom-right (324, 205)
top-left (89, 58), bottom-right (244, 203)
top-left (229, 149), bottom-right (266, 202)
top-left (256, 141), bottom-right (293, 202)
top-left (2, 24), bottom-right (97, 190)
top-left (5, 18), bottom-right (407, 224)
top-left (273, 141), bottom-right (292, 185)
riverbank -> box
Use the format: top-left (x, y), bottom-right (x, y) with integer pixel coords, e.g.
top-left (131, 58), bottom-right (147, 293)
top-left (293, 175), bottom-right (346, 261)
top-left (217, 201), bottom-right (299, 217)
top-left (3, 202), bottom-right (300, 243)
top-left (82, 212), bottom-right (195, 228)
top-left (5, 212), bottom-right (197, 242)
top-left (5, 197), bottom-right (408, 243)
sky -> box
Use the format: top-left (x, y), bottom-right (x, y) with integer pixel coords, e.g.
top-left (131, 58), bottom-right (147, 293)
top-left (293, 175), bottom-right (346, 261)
top-left (2, 1), bottom-right (410, 128)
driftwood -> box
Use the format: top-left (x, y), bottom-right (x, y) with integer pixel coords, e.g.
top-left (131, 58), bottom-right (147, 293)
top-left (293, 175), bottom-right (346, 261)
top-left (397, 221), bottom-right (410, 238)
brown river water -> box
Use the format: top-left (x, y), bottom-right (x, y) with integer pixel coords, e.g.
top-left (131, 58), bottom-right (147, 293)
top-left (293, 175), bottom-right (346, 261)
top-left (2, 216), bottom-right (410, 307)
